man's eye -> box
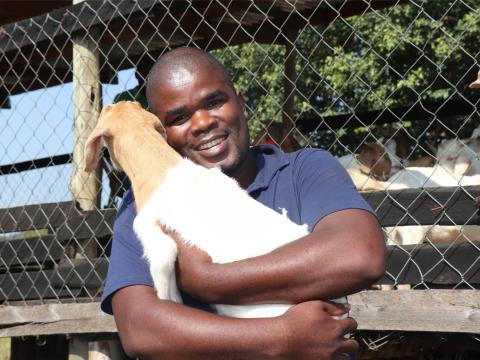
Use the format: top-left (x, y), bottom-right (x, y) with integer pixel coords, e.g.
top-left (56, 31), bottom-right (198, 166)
top-left (170, 115), bottom-right (188, 125)
top-left (206, 99), bottom-right (223, 110)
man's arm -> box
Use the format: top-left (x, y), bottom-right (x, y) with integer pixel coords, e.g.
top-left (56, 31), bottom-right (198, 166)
top-left (112, 285), bottom-right (358, 359)
top-left (175, 208), bottom-right (386, 305)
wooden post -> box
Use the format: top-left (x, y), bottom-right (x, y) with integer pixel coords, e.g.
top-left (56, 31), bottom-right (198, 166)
top-left (69, 1), bottom-right (113, 358)
top-left (70, 0), bottom-right (101, 260)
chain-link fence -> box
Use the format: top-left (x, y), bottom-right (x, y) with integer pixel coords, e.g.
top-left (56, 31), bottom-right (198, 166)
top-left (0, 0), bottom-right (479, 339)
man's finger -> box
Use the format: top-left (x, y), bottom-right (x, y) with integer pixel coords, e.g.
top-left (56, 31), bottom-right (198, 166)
top-left (339, 317), bottom-right (358, 334)
top-left (338, 338), bottom-right (359, 355)
top-left (321, 299), bottom-right (351, 317)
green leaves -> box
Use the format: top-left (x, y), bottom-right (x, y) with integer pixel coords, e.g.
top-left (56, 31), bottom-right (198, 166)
top-left (213, 1), bottom-right (480, 148)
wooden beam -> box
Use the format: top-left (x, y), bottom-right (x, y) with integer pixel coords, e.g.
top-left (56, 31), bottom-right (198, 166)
top-left (0, 202), bottom-right (79, 233)
top-left (380, 242), bottom-right (480, 286)
top-left (361, 185), bottom-right (480, 227)
top-left (0, 154), bottom-right (71, 175)
top-left (297, 96), bottom-right (480, 132)
top-left (0, 270), bottom-right (83, 302)
top-left (0, 202), bottom-right (115, 236)
top-left (350, 290), bottom-right (480, 333)
top-left (0, 303), bottom-right (117, 337)
top-left (1, 290), bottom-right (479, 337)
top-left (70, 23), bottom-right (102, 259)
top-left (0, 1), bottom-right (70, 27)
top-left (0, 235), bottom-right (65, 268)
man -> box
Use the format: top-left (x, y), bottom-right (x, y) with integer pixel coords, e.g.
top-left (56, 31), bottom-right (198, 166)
top-left (101, 47), bottom-right (386, 359)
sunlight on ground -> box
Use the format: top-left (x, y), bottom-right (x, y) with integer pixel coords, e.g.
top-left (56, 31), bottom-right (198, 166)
top-left (0, 338), bottom-right (10, 360)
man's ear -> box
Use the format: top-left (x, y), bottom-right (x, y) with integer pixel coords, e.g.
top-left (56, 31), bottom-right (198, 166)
top-left (84, 123), bottom-right (110, 172)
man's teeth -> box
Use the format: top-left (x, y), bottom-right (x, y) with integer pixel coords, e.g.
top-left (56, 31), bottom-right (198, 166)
top-left (198, 137), bottom-right (225, 150)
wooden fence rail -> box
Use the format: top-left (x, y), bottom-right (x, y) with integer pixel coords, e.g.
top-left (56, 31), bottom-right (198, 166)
top-left (0, 185), bottom-right (479, 337)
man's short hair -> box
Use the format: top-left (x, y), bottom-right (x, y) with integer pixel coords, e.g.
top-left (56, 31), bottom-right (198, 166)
top-left (146, 47), bottom-right (234, 108)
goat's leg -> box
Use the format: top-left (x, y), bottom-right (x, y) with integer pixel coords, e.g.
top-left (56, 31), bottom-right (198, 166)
top-left (133, 218), bottom-right (182, 303)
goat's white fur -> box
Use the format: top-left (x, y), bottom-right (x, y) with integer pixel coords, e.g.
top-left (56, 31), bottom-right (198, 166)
top-left (133, 158), bottom-right (319, 318)
top-left (85, 101), bottom-right (346, 319)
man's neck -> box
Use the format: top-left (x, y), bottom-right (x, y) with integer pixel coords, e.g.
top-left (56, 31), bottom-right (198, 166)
top-left (231, 150), bottom-right (257, 190)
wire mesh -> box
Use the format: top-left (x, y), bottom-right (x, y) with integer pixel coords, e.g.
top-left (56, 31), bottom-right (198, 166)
top-left (0, 0), bottom-right (479, 317)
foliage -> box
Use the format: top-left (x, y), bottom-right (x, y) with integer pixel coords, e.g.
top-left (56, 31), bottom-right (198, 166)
top-left (213, 1), bottom-right (480, 154)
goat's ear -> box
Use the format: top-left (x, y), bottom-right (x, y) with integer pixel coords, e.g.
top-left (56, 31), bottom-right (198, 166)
top-left (357, 144), bottom-right (374, 166)
top-left (154, 118), bottom-right (167, 139)
top-left (84, 123), bottom-right (109, 172)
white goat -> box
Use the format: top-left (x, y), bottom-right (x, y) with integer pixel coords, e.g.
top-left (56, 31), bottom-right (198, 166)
top-left (383, 166), bottom-right (480, 253)
top-left (437, 137), bottom-right (480, 176)
top-left (387, 165), bottom-right (480, 189)
top-left (338, 143), bottom-right (392, 191)
top-left (386, 225), bottom-right (480, 247)
top-left (84, 101), bottom-right (346, 318)
top-left (382, 137), bottom-right (435, 175)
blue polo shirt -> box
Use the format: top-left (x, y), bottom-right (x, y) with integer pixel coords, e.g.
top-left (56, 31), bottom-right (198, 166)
top-left (100, 145), bottom-right (374, 314)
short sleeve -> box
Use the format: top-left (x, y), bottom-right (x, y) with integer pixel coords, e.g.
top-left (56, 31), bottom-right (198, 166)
top-left (100, 191), bottom-right (153, 315)
top-left (294, 149), bottom-right (376, 231)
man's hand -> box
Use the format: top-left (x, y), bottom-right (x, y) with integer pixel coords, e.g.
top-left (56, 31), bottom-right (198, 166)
top-left (279, 300), bottom-right (358, 359)
top-left (159, 224), bottom-right (214, 297)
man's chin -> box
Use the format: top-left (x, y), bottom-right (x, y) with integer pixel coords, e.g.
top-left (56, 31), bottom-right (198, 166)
top-left (219, 160), bottom-right (243, 177)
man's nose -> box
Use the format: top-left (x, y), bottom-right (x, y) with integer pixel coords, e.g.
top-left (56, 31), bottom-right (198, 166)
top-left (190, 110), bottom-right (216, 135)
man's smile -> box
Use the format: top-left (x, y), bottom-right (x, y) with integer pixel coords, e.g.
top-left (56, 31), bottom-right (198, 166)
top-left (195, 134), bottom-right (229, 156)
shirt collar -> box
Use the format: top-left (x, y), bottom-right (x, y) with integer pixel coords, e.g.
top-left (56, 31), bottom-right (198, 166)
top-left (247, 144), bottom-right (290, 194)
top-left (124, 144), bottom-right (290, 199)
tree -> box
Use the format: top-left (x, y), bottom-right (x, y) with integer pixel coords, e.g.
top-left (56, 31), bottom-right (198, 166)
top-left (213, 0), bottom-right (480, 155)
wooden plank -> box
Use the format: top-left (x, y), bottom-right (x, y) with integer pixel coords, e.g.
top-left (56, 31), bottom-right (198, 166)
top-left (0, 202), bottom-right (81, 233)
top-left (0, 154), bottom-right (71, 175)
top-left (297, 95), bottom-right (480, 132)
top-left (0, 235), bottom-right (65, 267)
top-left (0, 270), bottom-right (82, 302)
top-left (52, 258), bottom-right (108, 289)
top-left (1, 186), bottom-right (477, 243)
top-left (362, 186), bottom-right (480, 227)
top-left (350, 290), bottom-right (480, 333)
top-left (4, 238), bottom-right (477, 303)
top-left (1, 317), bottom-right (117, 338)
top-left (56, 209), bottom-right (115, 243)
top-left (0, 303), bottom-right (117, 337)
top-left (0, 1), bottom-right (70, 27)
top-left (379, 242), bottom-right (480, 286)
top-left (0, 1), bottom-right (153, 55)
top-left (0, 202), bottom-right (115, 241)
top-left (0, 290), bottom-right (479, 337)
top-left (0, 0), bottom-right (402, 98)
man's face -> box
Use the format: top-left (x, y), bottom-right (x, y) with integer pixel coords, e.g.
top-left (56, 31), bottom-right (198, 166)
top-left (148, 67), bottom-right (250, 175)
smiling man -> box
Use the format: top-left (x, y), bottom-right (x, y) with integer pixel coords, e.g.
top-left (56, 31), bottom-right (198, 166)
top-left (100, 47), bottom-right (386, 359)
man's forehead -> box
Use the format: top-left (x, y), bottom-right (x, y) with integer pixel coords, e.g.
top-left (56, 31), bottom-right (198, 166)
top-left (165, 67), bottom-right (196, 88)
top-left (155, 66), bottom-right (228, 93)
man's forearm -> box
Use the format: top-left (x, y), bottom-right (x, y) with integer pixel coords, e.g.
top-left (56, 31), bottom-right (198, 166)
top-left (112, 285), bottom-right (358, 359)
top-left (180, 209), bottom-right (386, 305)
top-left (113, 286), bottom-right (285, 359)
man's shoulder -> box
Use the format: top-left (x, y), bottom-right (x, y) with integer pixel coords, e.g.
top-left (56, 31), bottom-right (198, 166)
top-left (252, 144), bottom-right (333, 164)
top-left (260, 146), bottom-right (338, 173)
top-left (248, 145), bottom-right (341, 193)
